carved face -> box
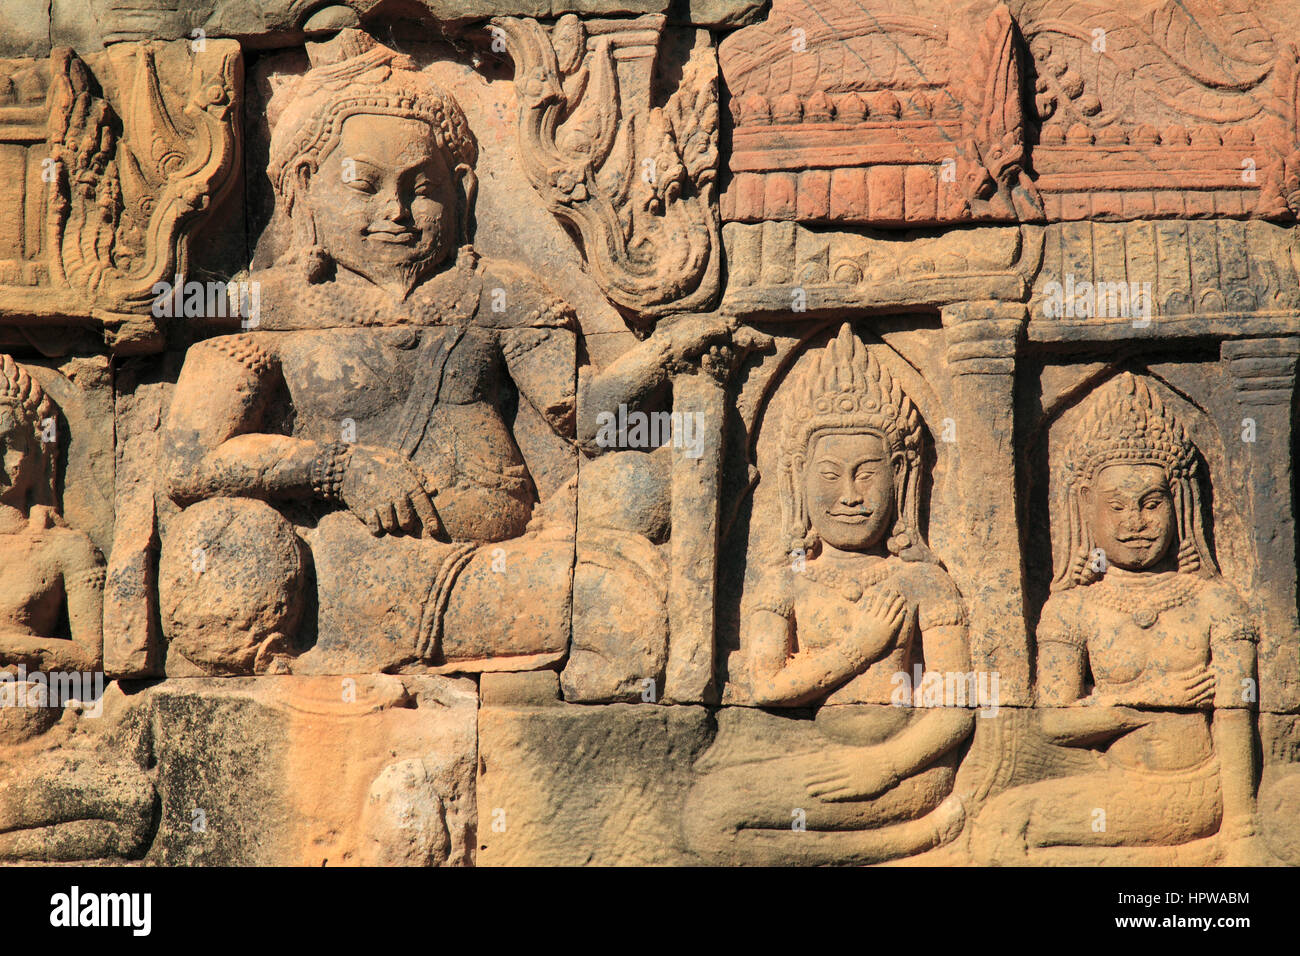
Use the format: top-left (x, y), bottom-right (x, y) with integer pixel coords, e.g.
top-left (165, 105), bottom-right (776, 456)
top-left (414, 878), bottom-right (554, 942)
top-left (0, 407), bottom-right (37, 505)
top-left (1081, 463), bottom-right (1176, 571)
top-left (302, 114), bottom-right (460, 296)
top-left (803, 432), bottom-right (897, 552)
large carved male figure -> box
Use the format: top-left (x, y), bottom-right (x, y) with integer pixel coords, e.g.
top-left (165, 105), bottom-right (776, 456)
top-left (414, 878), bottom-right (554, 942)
top-left (158, 30), bottom-right (731, 676)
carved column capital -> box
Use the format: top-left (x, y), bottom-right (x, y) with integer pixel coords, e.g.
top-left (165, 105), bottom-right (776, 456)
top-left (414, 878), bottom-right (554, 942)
top-left (0, 40), bottom-right (242, 352)
top-left (942, 300), bottom-right (1028, 376)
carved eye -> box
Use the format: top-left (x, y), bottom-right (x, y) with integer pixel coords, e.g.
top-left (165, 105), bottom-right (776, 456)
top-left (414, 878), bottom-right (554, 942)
top-left (346, 176), bottom-right (377, 194)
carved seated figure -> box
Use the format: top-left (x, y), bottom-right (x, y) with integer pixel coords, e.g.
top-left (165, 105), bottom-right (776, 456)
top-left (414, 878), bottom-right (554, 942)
top-left (158, 30), bottom-right (732, 678)
top-left (684, 325), bottom-right (973, 865)
top-left (0, 355), bottom-right (154, 861)
top-left (970, 373), bottom-right (1260, 865)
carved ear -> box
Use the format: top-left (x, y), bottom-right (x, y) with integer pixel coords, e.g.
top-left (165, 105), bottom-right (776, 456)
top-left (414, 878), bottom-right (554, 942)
top-left (456, 163), bottom-right (478, 244)
top-left (292, 163), bottom-right (314, 211)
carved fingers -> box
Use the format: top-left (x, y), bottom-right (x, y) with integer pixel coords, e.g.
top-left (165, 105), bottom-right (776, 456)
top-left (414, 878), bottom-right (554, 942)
top-left (803, 751), bottom-right (899, 802)
top-left (1091, 665), bottom-right (1216, 709)
top-left (341, 445), bottom-right (440, 538)
top-left (1169, 665), bottom-right (1217, 708)
top-left (855, 587), bottom-right (909, 660)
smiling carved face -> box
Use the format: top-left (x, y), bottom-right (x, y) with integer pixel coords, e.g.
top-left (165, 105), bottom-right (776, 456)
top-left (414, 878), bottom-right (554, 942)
top-left (803, 431), bottom-right (898, 553)
top-left (1081, 463), bottom-right (1176, 571)
top-left (302, 113), bottom-right (460, 297)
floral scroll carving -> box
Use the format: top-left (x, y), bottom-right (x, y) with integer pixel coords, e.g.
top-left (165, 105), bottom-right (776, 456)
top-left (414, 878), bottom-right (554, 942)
top-left (492, 14), bottom-right (721, 323)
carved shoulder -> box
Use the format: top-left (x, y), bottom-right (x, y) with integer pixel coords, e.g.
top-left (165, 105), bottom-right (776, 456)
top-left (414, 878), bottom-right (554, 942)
top-left (1037, 590), bottom-right (1087, 649)
top-left (472, 258), bottom-right (576, 332)
top-left (1199, 577), bottom-right (1256, 646)
top-left (898, 560), bottom-right (968, 631)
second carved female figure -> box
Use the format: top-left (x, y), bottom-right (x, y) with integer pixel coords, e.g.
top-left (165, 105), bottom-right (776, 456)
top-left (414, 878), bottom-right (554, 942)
top-left (971, 372), bottom-right (1261, 865)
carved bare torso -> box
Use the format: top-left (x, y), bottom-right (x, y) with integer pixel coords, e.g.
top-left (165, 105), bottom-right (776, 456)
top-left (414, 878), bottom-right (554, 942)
top-left (260, 324), bottom-right (533, 537)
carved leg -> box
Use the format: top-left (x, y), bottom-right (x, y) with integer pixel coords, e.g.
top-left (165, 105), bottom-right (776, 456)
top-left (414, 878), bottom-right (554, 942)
top-left (0, 754), bottom-right (156, 861)
top-left (683, 755), bottom-right (961, 865)
top-left (158, 497), bottom-right (306, 675)
top-left (970, 764), bottom-right (1222, 865)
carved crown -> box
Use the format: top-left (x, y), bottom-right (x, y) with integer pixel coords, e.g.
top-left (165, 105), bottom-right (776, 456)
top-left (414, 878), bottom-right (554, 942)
top-left (1065, 372), bottom-right (1197, 484)
top-left (782, 323), bottom-right (922, 463)
top-left (268, 29), bottom-right (477, 206)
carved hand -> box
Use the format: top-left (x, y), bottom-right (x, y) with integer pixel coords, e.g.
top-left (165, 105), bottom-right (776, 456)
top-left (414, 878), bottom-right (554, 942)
top-left (803, 750), bottom-right (900, 802)
top-left (655, 315), bottom-right (774, 370)
top-left (339, 445), bottom-right (439, 537)
top-left (850, 587), bottom-right (908, 664)
top-left (1089, 665), bottom-right (1216, 709)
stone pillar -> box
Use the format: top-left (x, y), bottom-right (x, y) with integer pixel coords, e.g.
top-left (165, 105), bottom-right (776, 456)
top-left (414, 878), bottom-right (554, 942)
top-left (941, 301), bottom-right (1031, 704)
top-left (1222, 337), bottom-right (1300, 712)
top-left (663, 370), bottom-right (726, 704)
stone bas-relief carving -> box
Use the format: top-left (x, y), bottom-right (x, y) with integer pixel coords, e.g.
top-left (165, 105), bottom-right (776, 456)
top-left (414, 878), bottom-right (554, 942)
top-left (0, 354), bottom-right (153, 862)
top-left (152, 30), bottom-right (740, 686)
top-left (0, 1), bottom-right (1297, 868)
top-left (972, 373), bottom-right (1262, 865)
top-left (685, 326), bottom-right (972, 864)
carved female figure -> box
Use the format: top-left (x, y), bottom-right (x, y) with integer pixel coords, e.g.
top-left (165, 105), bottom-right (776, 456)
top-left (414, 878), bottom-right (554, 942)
top-left (970, 372), bottom-right (1260, 864)
top-left (684, 325), bottom-right (972, 865)
top-left (0, 356), bottom-right (102, 676)
top-left (0, 354), bottom-right (153, 861)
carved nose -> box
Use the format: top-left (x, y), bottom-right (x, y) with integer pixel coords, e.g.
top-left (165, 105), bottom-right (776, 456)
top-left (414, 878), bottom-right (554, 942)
top-left (378, 195), bottom-right (408, 221)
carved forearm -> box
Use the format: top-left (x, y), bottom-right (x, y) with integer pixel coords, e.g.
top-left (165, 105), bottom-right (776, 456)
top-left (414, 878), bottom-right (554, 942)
top-left (1039, 705), bottom-right (1150, 746)
top-left (751, 637), bottom-right (872, 707)
top-left (62, 564), bottom-right (105, 670)
top-left (165, 432), bottom-right (325, 504)
top-left (577, 338), bottom-right (671, 450)
top-left (1213, 708), bottom-right (1258, 838)
top-left (874, 707), bottom-right (974, 780)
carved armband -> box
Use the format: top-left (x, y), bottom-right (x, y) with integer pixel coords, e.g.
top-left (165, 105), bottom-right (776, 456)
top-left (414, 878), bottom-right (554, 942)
top-left (1036, 621), bottom-right (1086, 649)
top-left (1211, 623), bottom-right (1259, 649)
top-left (202, 334), bottom-right (276, 376)
top-left (919, 600), bottom-right (969, 630)
top-left (310, 441), bottom-right (353, 502)
top-left (65, 566), bottom-right (107, 594)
